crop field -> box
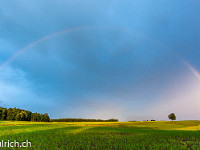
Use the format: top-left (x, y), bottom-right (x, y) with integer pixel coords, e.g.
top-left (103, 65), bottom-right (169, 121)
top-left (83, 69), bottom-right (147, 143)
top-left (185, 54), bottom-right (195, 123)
top-left (0, 121), bottom-right (199, 149)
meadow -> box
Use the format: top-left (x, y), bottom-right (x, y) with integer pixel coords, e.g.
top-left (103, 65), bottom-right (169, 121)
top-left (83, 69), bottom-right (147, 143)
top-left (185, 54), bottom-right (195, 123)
top-left (0, 121), bottom-right (199, 149)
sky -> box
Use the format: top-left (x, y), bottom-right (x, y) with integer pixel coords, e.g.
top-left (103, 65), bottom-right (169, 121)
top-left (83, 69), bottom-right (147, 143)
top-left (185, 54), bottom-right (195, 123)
top-left (0, 0), bottom-right (200, 121)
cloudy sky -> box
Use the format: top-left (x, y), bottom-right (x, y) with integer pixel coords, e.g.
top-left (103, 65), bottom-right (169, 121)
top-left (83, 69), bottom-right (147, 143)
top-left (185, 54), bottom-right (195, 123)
top-left (0, 0), bottom-right (200, 121)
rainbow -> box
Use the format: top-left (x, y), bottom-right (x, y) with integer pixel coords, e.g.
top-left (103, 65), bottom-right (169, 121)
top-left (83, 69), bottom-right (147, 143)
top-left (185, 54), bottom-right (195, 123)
top-left (0, 26), bottom-right (168, 71)
top-left (183, 61), bottom-right (200, 80)
top-left (1, 25), bottom-right (200, 82)
top-left (0, 27), bottom-right (93, 71)
top-left (0, 26), bottom-right (200, 82)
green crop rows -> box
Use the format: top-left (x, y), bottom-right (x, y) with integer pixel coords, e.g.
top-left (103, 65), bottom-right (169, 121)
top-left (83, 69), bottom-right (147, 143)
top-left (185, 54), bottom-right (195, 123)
top-left (0, 121), bottom-right (199, 149)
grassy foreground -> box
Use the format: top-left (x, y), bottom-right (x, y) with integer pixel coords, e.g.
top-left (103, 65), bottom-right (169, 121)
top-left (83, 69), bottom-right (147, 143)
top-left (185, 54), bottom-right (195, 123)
top-left (0, 121), bottom-right (199, 149)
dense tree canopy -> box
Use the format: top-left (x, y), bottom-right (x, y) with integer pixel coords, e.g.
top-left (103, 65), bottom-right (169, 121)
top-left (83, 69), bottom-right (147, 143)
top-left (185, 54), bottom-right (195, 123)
top-left (0, 107), bottom-right (50, 122)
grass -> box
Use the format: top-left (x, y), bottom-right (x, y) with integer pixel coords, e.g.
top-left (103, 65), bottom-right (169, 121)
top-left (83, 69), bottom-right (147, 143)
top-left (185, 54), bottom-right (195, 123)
top-left (0, 121), bottom-right (199, 149)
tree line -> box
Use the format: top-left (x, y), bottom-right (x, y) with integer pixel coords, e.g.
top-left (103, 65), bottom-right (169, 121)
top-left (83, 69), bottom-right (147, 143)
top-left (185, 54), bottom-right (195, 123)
top-left (0, 107), bottom-right (50, 122)
top-left (51, 118), bottom-right (118, 122)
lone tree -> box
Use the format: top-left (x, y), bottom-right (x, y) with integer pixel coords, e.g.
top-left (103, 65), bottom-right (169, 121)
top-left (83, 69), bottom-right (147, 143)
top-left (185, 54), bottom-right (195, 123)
top-left (168, 113), bottom-right (176, 121)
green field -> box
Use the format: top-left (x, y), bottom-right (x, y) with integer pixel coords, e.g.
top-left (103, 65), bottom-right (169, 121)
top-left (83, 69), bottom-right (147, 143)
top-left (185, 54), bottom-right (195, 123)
top-left (0, 121), bottom-right (200, 149)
